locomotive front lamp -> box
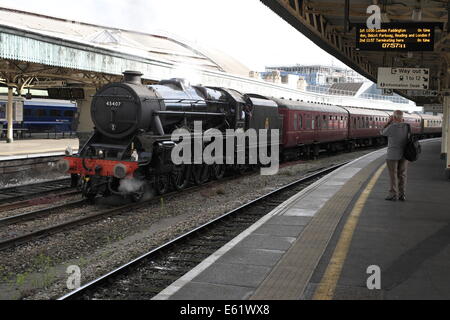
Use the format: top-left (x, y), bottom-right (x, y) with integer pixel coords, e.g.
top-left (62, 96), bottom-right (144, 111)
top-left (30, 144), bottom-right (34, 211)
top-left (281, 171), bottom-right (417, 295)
top-left (113, 163), bottom-right (128, 179)
top-left (56, 159), bottom-right (70, 173)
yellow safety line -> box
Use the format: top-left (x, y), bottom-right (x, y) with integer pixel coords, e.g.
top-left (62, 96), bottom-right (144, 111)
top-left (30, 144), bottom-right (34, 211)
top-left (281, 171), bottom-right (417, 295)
top-left (312, 163), bottom-right (387, 300)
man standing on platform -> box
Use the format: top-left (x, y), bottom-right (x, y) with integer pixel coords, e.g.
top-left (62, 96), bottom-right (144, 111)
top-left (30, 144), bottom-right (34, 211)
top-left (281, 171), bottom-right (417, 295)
top-left (381, 110), bottom-right (409, 201)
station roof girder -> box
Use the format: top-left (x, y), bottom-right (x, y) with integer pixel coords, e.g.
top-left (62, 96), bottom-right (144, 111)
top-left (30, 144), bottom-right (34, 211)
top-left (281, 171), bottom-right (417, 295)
top-left (261, 0), bottom-right (450, 105)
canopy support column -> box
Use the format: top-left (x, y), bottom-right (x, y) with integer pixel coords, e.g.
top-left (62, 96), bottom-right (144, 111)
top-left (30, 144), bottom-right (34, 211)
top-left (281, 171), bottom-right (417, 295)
top-left (6, 86), bottom-right (14, 143)
top-left (444, 96), bottom-right (450, 179)
top-left (442, 99), bottom-right (448, 159)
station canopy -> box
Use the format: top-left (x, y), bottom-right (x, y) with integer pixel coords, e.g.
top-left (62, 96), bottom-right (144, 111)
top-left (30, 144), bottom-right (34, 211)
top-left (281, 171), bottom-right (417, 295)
top-left (0, 6), bottom-right (250, 88)
top-left (261, 0), bottom-right (449, 105)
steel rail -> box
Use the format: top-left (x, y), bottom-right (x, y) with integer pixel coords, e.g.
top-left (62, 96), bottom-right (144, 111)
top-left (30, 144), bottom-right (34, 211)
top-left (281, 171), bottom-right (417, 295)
top-left (0, 200), bottom-right (132, 251)
top-left (0, 199), bottom-right (86, 228)
top-left (0, 178), bottom-right (72, 205)
top-left (0, 190), bottom-right (81, 212)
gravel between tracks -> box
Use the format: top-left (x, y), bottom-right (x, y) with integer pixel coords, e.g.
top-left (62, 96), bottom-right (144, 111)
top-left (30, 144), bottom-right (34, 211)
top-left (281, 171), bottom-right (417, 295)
top-left (0, 150), bottom-right (374, 300)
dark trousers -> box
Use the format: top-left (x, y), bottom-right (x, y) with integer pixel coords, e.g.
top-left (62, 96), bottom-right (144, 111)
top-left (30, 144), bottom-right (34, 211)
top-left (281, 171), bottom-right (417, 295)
top-left (386, 159), bottom-right (408, 197)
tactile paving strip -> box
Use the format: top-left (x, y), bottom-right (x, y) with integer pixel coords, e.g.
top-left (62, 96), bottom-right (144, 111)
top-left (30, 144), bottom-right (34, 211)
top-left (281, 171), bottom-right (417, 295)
top-left (250, 157), bottom-right (385, 300)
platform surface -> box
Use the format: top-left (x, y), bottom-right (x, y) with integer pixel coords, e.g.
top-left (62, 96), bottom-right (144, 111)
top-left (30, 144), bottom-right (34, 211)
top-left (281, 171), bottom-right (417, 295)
top-left (154, 139), bottom-right (449, 300)
top-left (307, 139), bottom-right (450, 300)
top-left (0, 138), bottom-right (78, 161)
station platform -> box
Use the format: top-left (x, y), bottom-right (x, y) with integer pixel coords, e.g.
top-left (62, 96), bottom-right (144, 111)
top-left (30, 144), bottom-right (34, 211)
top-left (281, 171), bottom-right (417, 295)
top-left (0, 138), bottom-right (78, 161)
top-left (154, 139), bottom-right (450, 300)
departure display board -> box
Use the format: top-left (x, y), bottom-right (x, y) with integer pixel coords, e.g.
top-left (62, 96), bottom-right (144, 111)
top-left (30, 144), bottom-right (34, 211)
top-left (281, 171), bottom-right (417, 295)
top-left (356, 23), bottom-right (434, 51)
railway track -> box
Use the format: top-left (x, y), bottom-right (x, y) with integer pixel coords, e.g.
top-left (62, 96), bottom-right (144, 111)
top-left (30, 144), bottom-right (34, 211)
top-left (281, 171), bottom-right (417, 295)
top-left (59, 161), bottom-right (347, 300)
top-left (0, 178), bottom-right (74, 209)
top-left (0, 166), bottom-right (269, 252)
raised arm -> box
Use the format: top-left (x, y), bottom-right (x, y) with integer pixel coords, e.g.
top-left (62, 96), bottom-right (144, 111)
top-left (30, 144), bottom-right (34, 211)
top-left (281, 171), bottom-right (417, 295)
top-left (381, 116), bottom-right (394, 136)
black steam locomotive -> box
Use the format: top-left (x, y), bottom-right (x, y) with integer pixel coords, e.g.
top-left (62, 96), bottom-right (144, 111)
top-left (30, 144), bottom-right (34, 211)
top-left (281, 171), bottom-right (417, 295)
top-left (60, 71), bottom-right (282, 200)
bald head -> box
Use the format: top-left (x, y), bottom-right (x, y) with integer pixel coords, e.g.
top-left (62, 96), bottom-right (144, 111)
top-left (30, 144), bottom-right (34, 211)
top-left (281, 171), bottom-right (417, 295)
top-left (393, 110), bottom-right (403, 122)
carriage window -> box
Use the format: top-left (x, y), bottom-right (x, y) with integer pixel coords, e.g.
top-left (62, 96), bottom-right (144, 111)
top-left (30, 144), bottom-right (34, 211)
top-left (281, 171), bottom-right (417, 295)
top-left (63, 110), bottom-right (74, 117)
top-left (24, 109), bottom-right (32, 116)
top-left (293, 114), bottom-right (298, 130)
top-left (37, 109), bottom-right (47, 117)
top-left (299, 115), bottom-right (303, 129)
top-left (50, 110), bottom-right (61, 116)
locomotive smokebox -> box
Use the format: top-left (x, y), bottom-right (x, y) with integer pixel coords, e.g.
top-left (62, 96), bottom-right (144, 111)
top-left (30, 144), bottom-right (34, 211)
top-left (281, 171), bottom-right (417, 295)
top-left (91, 70), bottom-right (162, 139)
top-left (123, 70), bottom-right (143, 85)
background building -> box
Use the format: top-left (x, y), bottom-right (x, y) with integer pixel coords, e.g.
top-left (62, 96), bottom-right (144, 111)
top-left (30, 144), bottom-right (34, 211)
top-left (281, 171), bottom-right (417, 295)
top-left (264, 64), bottom-right (365, 86)
top-left (260, 64), bottom-right (409, 104)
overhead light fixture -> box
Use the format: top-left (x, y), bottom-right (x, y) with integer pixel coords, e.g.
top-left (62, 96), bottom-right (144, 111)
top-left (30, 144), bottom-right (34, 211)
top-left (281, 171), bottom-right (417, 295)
top-left (412, 8), bottom-right (422, 21)
top-left (25, 88), bottom-right (32, 100)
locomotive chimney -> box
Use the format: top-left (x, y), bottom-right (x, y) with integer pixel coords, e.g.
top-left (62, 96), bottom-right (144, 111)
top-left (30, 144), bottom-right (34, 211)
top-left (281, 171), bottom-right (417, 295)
top-left (123, 70), bottom-right (143, 85)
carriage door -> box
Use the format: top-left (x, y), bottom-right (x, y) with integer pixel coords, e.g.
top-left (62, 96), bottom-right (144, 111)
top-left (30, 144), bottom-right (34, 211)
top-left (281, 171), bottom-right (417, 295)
top-left (313, 114), bottom-right (320, 142)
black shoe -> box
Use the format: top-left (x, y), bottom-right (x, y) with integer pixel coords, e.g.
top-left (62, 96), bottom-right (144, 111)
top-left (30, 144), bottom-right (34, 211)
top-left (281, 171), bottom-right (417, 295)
top-left (385, 195), bottom-right (397, 201)
top-left (399, 195), bottom-right (406, 201)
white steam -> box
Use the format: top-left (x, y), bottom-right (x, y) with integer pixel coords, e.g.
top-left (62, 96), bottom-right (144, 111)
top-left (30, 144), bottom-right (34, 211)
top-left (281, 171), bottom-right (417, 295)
top-left (118, 178), bottom-right (144, 193)
top-left (170, 65), bottom-right (202, 85)
top-left (118, 178), bottom-right (155, 202)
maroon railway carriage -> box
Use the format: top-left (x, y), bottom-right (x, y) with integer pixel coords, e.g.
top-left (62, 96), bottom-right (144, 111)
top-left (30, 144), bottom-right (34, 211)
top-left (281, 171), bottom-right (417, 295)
top-left (342, 107), bottom-right (390, 148)
top-left (273, 98), bottom-right (348, 158)
top-left (420, 114), bottom-right (443, 136)
top-left (402, 112), bottom-right (422, 135)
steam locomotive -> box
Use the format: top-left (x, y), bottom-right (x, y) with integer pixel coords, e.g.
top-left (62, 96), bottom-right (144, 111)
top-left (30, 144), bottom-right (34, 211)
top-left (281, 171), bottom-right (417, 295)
top-left (59, 71), bottom-right (281, 200)
top-left (59, 71), bottom-right (442, 201)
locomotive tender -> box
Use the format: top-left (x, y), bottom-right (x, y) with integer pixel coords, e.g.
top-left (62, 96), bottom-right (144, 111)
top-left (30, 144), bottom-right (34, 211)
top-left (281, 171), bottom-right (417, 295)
top-left (60, 71), bottom-right (442, 201)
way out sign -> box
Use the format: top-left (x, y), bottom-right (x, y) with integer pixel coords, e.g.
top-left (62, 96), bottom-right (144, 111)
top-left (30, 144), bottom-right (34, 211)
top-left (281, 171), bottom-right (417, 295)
top-left (377, 67), bottom-right (429, 90)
